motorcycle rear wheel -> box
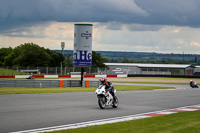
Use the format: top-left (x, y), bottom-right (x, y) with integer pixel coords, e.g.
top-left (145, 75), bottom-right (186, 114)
top-left (98, 96), bottom-right (106, 109)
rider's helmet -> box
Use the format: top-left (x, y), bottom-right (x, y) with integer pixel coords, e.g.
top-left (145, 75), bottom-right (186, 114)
top-left (190, 80), bottom-right (193, 82)
top-left (100, 78), bottom-right (106, 85)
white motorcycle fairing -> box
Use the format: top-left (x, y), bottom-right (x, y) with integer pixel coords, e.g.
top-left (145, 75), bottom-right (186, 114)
top-left (95, 85), bottom-right (118, 109)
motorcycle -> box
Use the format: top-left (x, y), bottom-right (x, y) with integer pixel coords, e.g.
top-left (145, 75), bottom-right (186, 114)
top-left (190, 82), bottom-right (198, 88)
top-left (95, 85), bottom-right (119, 109)
top-left (26, 76), bottom-right (35, 79)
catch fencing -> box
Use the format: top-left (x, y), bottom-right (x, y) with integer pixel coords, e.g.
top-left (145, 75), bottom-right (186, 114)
top-left (0, 66), bottom-right (106, 76)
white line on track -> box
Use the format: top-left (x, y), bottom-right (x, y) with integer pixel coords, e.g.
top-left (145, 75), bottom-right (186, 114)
top-left (11, 104), bottom-right (200, 133)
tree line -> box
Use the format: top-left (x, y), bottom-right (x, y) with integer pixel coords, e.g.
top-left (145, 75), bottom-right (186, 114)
top-left (0, 43), bottom-right (108, 68)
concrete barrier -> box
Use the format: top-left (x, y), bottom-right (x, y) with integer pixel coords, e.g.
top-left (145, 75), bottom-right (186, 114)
top-left (44, 75), bottom-right (58, 78)
top-left (15, 75), bottom-right (29, 78)
top-left (0, 74), bottom-right (128, 79)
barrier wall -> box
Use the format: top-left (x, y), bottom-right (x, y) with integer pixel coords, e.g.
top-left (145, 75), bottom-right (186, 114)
top-left (2, 74), bottom-right (200, 78)
top-left (0, 79), bottom-right (99, 88)
top-left (82, 80), bottom-right (100, 88)
top-left (0, 79), bottom-right (59, 88)
top-left (0, 74), bottom-right (128, 79)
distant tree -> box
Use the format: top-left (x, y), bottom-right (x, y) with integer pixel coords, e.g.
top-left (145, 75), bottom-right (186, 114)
top-left (64, 55), bottom-right (73, 67)
top-left (12, 43), bottom-right (51, 67)
top-left (92, 51), bottom-right (109, 69)
top-left (0, 43), bottom-right (65, 67)
top-left (4, 52), bottom-right (16, 66)
top-left (110, 59), bottom-right (119, 63)
top-left (121, 58), bottom-right (138, 63)
top-left (46, 49), bottom-right (65, 67)
top-left (0, 47), bottom-right (13, 66)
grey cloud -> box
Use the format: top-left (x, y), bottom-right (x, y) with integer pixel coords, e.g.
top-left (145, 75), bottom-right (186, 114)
top-left (0, 0), bottom-right (148, 31)
top-left (126, 24), bottom-right (163, 31)
top-left (0, 0), bottom-right (200, 33)
top-left (134, 0), bottom-right (200, 27)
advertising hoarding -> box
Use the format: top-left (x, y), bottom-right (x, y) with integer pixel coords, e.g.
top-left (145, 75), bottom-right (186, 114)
top-left (73, 24), bottom-right (93, 67)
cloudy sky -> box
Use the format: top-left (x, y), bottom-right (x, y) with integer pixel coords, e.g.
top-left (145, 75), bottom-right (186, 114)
top-left (0, 0), bottom-right (200, 54)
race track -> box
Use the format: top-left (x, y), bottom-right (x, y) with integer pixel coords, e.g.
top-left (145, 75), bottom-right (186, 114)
top-left (0, 83), bottom-right (200, 133)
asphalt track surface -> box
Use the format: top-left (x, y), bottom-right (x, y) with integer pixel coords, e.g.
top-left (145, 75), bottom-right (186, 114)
top-left (0, 83), bottom-right (200, 133)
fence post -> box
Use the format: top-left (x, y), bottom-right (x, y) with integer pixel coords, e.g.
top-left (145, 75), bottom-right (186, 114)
top-left (64, 67), bottom-right (66, 75)
top-left (46, 67), bottom-right (48, 75)
top-left (60, 62), bottom-right (62, 75)
top-left (7, 66), bottom-right (9, 75)
top-left (37, 67), bottom-right (39, 75)
top-left (16, 67), bottom-right (18, 75)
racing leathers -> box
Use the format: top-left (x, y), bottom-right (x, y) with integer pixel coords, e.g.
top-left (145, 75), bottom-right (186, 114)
top-left (104, 81), bottom-right (115, 98)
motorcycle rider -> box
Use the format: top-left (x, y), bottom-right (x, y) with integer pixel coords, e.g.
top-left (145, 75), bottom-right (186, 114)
top-left (30, 73), bottom-right (33, 78)
top-left (190, 80), bottom-right (198, 88)
top-left (190, 80), bottom-right (194, 87)
top-left (27, 73), bottom-right (34, 79)
top-left (100, 78), bottom-right (115, 98)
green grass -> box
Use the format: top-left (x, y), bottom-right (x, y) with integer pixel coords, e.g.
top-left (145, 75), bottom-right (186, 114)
top-left (0, 85), bottom-right (175, 95)
top-left (0, 87), bottom-right (96, 95)
top-left (49, 110), bottom-right (200, 133)
top-left (0, 67), bottom-right (26, 75)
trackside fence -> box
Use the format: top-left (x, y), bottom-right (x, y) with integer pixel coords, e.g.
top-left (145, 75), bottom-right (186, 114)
top-left (0, 67), bottom-right (106, 76)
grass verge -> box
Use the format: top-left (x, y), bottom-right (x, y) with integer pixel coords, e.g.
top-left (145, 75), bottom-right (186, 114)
top-left (49, 110), bottom-right (200, 133)
top-left (0, 85), bottom-right (174, 95)
top-left (0, 67), bottom-right (26, 75)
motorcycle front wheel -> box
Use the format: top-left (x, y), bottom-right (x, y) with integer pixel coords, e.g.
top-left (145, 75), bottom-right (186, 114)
top-left (112, 96), bottom-right (119, 108)
top-left (98, 96), bottom-right (106, 109)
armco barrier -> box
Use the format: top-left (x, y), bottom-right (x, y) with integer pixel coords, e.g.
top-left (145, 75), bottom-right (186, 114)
top-left (0, 79), bottom-right (101, 88)
top-left (66, 80), bottom-right (81, 87)
top-left (0, 79), bottom-right (82, 88)
top-left (0, 79), bottom-right (59, 88)
top-left (82, 80), bottom-right (100, 88)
